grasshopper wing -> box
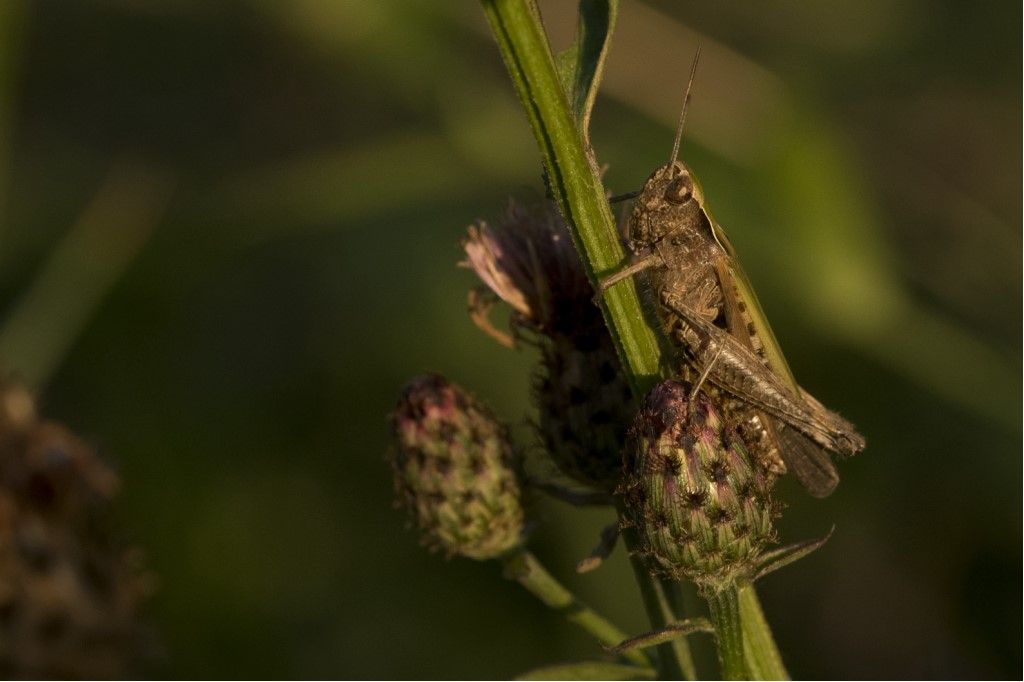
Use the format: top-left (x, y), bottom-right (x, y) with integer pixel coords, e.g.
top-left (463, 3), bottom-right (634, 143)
top-left (773, 421), bottom-right (840, 497)
top-left (707, 218), bottom-right (863, 491)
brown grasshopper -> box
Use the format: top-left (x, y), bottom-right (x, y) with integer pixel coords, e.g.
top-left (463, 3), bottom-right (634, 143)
top-left (602, 48), bottom-right (865, 497)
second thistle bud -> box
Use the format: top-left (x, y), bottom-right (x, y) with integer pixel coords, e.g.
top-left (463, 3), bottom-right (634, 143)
top-left (390, 374), bottom-right (524, 561)
top-left (618, 381), bottom-right (777, 593)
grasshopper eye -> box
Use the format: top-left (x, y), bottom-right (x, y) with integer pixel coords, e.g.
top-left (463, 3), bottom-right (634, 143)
top-left (664, 175), bottom-right (693, 204)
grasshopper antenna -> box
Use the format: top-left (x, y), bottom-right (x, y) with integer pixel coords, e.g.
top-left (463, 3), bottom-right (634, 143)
top-left (668, 44), bottom-right (702, 166)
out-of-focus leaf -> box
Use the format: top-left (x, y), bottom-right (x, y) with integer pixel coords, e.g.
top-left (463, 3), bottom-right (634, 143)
top-left (0, 160), bottom-right (172, 388)
top-left (517, 661), bottom-right (656, 680)
top-left (604, 618), bottom-right (713, 654)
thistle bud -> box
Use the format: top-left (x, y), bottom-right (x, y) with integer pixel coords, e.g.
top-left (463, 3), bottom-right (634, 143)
top-left (618, 381), bottom-right (777, 593)
top-left (390, 374), bottom-right (523, 560)
top-left (463, 201), bottom-right (633, 490)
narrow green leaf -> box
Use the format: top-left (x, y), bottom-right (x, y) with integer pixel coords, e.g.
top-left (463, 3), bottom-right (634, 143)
top-left (554, 0), bottom-right (618, 141)
top-left (604, 618), bottom-right (713, 654)
top-left (570, 0), bottom-right (618, 145)
top-left (754, 526), bottom-right (835, 580)
top-left (517, 661), bottom-right (656, 680)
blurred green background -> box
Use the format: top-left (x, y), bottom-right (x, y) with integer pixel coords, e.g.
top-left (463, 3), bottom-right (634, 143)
top-left (0, 0), bottom-right (1019, 678)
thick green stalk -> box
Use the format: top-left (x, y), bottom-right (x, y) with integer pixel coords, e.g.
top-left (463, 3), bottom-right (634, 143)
top-left (502, 548), bottom-right (650, 667)
top-left (706, 587), bottom-right (748, 680)
top-left (479, 0), bottom-right (663, 396)
top-left (738, 581), bottom-right (789, 679)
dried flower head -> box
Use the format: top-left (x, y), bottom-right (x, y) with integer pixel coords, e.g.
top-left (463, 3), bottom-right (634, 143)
top-left (618, 380), bottom-right (778, 593)
top-left (462, 200), bottom-right (592, 334)
top-left (0, 380), bottom-right (155, 678)
top-left (390, 374), bottom-right (524, 560)
top-left (463, 201), bottom-right (634, 490)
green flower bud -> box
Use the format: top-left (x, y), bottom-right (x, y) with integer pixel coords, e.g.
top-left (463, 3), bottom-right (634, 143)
top-left (618, 381), bottom-right (777, 592)
top-left (390, 374), bottom-right (524, 560)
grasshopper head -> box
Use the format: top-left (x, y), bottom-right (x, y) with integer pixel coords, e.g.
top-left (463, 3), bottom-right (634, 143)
top-left (627, 161), bottom-right (708, 253)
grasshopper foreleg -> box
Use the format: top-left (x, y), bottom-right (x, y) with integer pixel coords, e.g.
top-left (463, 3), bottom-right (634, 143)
top-left (598, 251), bottom-right (664, 292)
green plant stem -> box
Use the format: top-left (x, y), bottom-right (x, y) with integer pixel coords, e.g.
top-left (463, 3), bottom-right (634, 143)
top-left (479, 0), bottom-right (663, 397)
top-left (479, 2), bottom-right (785, 679)
top-left (501, 547), bottom-right (650, 667)
top-left (738, 581), bottom-right (789, 679)
top-left (705, 586), bottom-right (748, 680)
top-left (480, 1), bottom-right (695, 677)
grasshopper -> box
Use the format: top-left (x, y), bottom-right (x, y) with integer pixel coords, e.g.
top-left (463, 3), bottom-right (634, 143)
top-left (602, 48), bottom-right (865, 497)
